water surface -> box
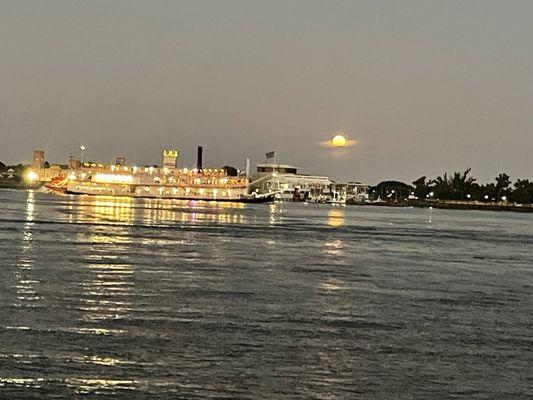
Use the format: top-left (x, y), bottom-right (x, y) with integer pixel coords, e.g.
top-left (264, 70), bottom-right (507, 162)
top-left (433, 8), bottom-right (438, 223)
top-left (1, 189), bottom-right (532, 399)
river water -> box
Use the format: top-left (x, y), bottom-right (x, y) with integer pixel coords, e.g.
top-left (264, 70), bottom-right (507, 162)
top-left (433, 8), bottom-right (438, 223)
top-left (0, 189), bottom-right (532, 399)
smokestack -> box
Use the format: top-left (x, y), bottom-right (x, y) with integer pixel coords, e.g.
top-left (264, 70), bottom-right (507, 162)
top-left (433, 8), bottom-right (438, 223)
top-left (196, 146), bottom-right (203, 170)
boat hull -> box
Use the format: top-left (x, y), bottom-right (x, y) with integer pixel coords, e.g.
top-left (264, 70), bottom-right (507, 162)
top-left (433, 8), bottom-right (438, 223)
top-left (62, 188), bottom-right (274, 203)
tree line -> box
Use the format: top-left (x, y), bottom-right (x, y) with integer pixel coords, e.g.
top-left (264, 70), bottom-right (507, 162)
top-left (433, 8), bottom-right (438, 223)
top-left (371, 169), bottom-right (533, 204)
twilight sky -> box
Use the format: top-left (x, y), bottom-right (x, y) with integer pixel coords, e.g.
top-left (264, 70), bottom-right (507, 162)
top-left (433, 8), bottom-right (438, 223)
top-left (1, 0), bottom-right (532, 183)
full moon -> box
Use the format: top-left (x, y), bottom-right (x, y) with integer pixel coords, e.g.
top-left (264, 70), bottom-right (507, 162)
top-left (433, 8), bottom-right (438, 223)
top-left (331, 134), bottom-right (347, 147)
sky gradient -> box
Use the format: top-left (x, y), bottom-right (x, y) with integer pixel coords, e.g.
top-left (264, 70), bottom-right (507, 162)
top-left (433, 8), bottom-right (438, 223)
top-left (1, 0), bottom-right (532, 183)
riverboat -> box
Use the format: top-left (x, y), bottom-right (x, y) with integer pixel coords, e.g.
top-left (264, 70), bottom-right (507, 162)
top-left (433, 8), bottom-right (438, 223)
top-left (45, 166), bottom-right (274, 203)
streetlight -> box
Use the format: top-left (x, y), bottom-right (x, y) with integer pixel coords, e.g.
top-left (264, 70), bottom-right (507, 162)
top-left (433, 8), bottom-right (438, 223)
top-left (25, 170), bottom-right (39, 183)
top-left (80, 145), bottom-right (86, 163)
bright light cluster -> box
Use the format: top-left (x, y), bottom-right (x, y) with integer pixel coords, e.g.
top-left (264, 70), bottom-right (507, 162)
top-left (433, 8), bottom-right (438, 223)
top-left (25, 170), bottom-right (39, 183)
top-left (93, 173), bottom-right (134, 184)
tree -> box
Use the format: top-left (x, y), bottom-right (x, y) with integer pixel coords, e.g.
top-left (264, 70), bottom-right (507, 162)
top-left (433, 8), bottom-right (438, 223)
top-left (430, 173), bottom-right (450, 199)
top-left (495, 173), bottom-right (511, 190)
top-left (372, 181), bottom-right (413, 202)
top-left (510, 179), bottom-right (533, 204)
top-left (429, 169), bottom-right (476, 200)
top-left (412, 176), bottom-right (430, 199)
top-left (453, 168), bottom-right (476, 200)
top-left (495, 173), bottom-right (511, 200)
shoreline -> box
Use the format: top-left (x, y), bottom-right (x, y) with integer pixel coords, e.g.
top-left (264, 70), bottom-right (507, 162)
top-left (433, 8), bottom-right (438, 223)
top-left (360, 200), bottom-right (533, 213)
top-left (3, 186), bottom-right (533, 213)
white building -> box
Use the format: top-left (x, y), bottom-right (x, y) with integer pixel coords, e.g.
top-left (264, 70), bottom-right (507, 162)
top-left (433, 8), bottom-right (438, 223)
top-left (249, 163), bottom-right (369, 203)
top-left (346, 182), bottom-right (370, 204)
top-left (249, 163), bottom-right (329, 202)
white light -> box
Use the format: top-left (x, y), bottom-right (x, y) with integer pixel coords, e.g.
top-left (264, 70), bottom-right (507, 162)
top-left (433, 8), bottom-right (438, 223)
top-left (26, 170), bottom-right (39, 182)
top-left (80, 145), bottom-right (86, 151)
top-left (93, 173), bottom-right (134, 184)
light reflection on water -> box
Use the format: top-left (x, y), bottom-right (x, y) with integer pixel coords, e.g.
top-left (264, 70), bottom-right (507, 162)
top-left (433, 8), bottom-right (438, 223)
top-left (14, 191), bottom-right (41, 307)
top-left (327, 207), bottom-right (345, 227)
top-left (78, 213), bottom-right (136, 329)
top-left (1, 191), bottom-right (533, 398)
top-left (65, 195), bottom-right (248, 226)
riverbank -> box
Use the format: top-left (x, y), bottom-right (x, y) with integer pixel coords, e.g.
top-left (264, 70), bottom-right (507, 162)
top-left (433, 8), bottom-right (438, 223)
top-left (0, 181), bottom-right (42, 190)
top-left (363, 199), bottom-right (533, 213)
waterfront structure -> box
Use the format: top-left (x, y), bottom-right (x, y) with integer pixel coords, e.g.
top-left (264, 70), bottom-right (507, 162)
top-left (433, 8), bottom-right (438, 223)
top-left (249, 163), bottom-right (332, 202)
top-left (68, 156), bottom-right (81, 170)
top-left (31, 147), bottom-right (367, 204)
top-left (32, 150), bottom-right (45, 169)
top-left (248, 163), bottom-right (369, 203)
top-left (346, 182), bottom-right (369, 203)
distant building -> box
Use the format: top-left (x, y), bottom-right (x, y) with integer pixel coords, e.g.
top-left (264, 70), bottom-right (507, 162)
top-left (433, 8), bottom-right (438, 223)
top-left (249, 163), bottom-right (332, 202)
top-left (328, 181), bottom-right (370, 204)
top-left (32, 150), bottom-right (45, 169)
top-left (115, 156), bottom-right (126, 166)
top-left (256, 163), bottom-right (298, 174)
top-left (68, 156), bottom-right (81, 170)
top-left (346, 182), bottom-right (369, 203)
top-left (249, 162), bottom-right (369, 203)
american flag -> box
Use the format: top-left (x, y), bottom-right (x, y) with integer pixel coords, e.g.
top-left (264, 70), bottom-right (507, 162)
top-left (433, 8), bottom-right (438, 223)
top-left (265, 151), bottom-right (275, 159)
